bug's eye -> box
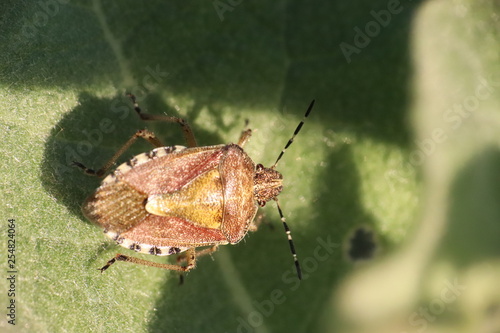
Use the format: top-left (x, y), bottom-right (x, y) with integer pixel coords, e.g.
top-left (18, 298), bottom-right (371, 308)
top-left (257, 200), bottom-right (266, 207)
top-left (256, 164), bottom-right (264, 171)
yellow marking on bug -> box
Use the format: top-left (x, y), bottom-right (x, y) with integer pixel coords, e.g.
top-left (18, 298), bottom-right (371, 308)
top-left (145, 169), bottom-right (223, 229)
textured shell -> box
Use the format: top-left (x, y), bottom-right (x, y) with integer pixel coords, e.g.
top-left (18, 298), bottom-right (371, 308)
top-left (82, 144), bottom-right (258, 255)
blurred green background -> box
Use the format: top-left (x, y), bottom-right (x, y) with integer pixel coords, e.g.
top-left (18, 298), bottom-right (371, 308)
top-left (1, 1), bottom-right (500, 332)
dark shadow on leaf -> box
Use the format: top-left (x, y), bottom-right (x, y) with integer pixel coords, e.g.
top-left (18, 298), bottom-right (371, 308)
top-left (3, 1), bottom-right (422, 145)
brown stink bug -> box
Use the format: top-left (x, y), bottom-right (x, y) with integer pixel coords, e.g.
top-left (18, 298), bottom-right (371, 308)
top-left (74, 94), bottom-right (314, 279)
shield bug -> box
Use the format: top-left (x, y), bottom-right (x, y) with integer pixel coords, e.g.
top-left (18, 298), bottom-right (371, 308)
top-left (74, 94), bottom-right (314, 279)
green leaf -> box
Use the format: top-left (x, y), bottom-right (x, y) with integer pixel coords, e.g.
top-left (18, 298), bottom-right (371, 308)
top-left (1, 1), bottom-right (499, 333)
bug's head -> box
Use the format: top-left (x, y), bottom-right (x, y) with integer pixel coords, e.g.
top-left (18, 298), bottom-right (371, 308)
top-left (254, 163), bottom-right (283, 207)
top-left (253, 100), bottom-right (315, 208)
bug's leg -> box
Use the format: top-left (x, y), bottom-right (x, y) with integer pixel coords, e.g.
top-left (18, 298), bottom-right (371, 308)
top-left (237, 119), bottom-right (252, 147)
top-left (72, 129), bottom-right (162, 177)
top-left (247, 213), bottom-right (275, 233)
top-left (237, 129), bottom-right (252, 147)
top-left (127, 93), bottom-right (197, 148)
top-left (177, 245), bottom-right (219, 264)
top-left (177, 245), bottom-right (219, 284)
top-left (99, 248), bottom-right (197, 273)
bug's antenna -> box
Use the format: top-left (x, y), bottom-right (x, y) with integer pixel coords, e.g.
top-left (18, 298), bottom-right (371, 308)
top-left (275, 198), bottom-right (302, 280)
top-left (272, 100), bottom-right (315, 169)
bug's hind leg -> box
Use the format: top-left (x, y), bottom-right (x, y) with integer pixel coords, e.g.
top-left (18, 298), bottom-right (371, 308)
top-left (127, 93), bottom-right (197, 148)
top-left (72, 129), bottom-right (162, 177)
top-left (99, 248), bottom-right (198, 273)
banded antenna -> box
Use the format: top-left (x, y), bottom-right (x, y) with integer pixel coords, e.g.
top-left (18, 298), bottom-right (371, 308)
top-left (272, 100), bottom-right (315, 169)
top-left (273, 99), bottom-right (315, 280)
